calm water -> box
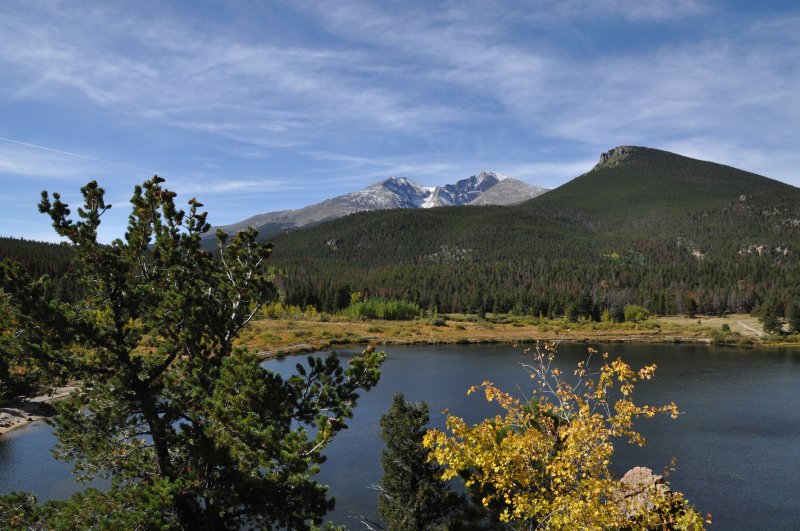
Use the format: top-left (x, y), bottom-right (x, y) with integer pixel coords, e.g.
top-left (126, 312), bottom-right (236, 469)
top-left (2, 343), bottom-right (799, 529)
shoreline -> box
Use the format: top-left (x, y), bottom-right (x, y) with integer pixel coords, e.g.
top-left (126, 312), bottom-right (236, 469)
top-left (254, 334), bottom-right (721, 360)
top-left (2, 315), bottom-right (785, 435)
top-left (243, 313), bottom-right (782, 360)
top-left (0, 316), bottom-right (800, 438)
top-left (0, 386), bottom-right (75, 437)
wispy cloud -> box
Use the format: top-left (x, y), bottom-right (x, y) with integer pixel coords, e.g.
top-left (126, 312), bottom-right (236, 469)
top-left (524, 0), bottom-right (713, 23)
top-left (0, 1), bottom-right (798, 242)
top-left (0, 142), bottom-right (94, 179)
top-left (0, 137), bottom-right (160, 177)
top-left (4, 1), bottom-right (794, 176)
top-left (302, 1), bottom-right (799, 182)
top-left (0, 3), bottom-right (464, 150)
top-left (533, 31), bottom-right (800, 181)
top-left (171, 178), bottom-right (292, 196)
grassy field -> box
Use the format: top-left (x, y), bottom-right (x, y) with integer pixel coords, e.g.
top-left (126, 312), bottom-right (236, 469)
top-left (235, 312), bottom-right (790, 358)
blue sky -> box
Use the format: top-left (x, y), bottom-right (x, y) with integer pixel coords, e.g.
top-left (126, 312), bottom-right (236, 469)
top-left (1, 0), bottom-right (798, 241)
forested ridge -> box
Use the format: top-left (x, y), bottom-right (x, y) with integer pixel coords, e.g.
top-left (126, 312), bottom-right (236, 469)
top-left (267, 147), bottom-right (800, 316)
top-left (0, 237), bottom-right (72, 277)
top-left (0, 237), bottom-right (77, 301)
top-left (0, 155), bottom-right (778, 528)
top-left (3, 147), bottom-right (799, 318)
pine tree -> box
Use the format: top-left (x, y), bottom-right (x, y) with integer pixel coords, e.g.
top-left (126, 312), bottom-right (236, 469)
top-left (758, 296), bottom-right (783, 334)
top-left (378, 393), bottom-right (459, 530)
top-left (0, 177), bottom-right (385, 529)
top-left (786, 299), bottom-right (800, 334)
top-left (0, 261), bottom-right (69, 402)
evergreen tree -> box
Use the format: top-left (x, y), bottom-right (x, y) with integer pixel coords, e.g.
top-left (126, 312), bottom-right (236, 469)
top-left (758, 297), bottom-right (783, 334)
top-left (786, 299), bottom-right (800, 334)
top-left (0, 290), bottom-right (22, 401)
top-left (0, 263), bottom-right (70, 402)
top-left (378, 393), bottom-right (459, 530)
top-left (0, 177), bottom-right (385, 530)
top-left (609, 303), bottom-right (625, 323)
top-left (682, 294), bottom-right (698, 317)
top-left (0, 287), bottom-right (19, 401)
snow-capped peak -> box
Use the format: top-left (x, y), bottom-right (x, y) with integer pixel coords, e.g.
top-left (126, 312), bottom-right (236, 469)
top-left (215, 170), bottom-right (549, 238)
top-left (476, 171), bottom-right (508, 182)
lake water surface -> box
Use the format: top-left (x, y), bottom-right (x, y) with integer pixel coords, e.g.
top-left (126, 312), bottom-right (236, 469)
top-left (2, 343), bottom-right (799, 529)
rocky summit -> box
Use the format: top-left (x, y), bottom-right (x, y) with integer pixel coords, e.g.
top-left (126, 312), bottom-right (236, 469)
top-left (212, 171), bottom-right (547, 239)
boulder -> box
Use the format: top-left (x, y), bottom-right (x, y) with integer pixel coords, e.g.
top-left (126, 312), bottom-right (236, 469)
top-left (617, 466), bottom-right (669, 517)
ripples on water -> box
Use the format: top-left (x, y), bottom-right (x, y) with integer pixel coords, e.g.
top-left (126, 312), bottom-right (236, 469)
top-left (2, 343), bottom-right (799, 530)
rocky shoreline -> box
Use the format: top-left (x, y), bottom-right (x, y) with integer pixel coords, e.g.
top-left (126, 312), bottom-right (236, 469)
top-left (0, 386), bottom-right (75, 437)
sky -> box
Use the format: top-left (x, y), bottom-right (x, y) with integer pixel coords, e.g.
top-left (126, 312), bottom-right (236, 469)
top-left (1, 0), bottom-right (798, 242)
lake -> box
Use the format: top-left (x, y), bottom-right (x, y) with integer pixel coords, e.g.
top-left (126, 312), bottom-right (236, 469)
top-left (2, 343), bottom-right (800, 529)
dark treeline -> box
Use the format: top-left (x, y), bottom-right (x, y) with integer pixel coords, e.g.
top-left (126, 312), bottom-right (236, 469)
top-left (5, 147), bottom-right (800, 319)
top-left (0, 236), bottom-right (79, 301)
top-left (5, 193), bottom-right (800, 318)
top-left (275, 255), bottom-right (796, 317)
top-left (266, 148), bottom-right (800, 319)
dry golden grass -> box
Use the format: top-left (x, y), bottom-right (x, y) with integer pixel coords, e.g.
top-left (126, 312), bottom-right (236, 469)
top-left (658, 314), bottom-right (764, 337)
top-left (236, 313), bottom-right (767, 358)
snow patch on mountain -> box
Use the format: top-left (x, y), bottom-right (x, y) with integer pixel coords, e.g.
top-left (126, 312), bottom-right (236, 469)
top-left (212, 171), bottom-right (548, 239)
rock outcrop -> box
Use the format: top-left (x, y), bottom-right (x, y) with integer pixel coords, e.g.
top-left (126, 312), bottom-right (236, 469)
top-left (595, 146), bottom-right (634, 169)
top-left (617, 466), bottom-right (669, 517)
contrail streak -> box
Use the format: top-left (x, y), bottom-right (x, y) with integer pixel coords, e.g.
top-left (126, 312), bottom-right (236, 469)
top-left (0, 136), bottom-right (167, 177)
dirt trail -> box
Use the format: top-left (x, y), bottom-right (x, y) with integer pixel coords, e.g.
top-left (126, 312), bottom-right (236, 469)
top-left (737, 321), bottom-right (764, 337)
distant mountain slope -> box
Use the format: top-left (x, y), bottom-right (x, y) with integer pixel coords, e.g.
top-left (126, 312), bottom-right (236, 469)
top-left (215, 177), bottom-right (429, 236)
top-left (524, 146), bottom-right (795, 225)
top-left (5, 147), bottom-right (800, 316)
top-left (272, 146), bottom-right (800, 263)
top-left (213, 172), bottom-right (547, 239)
top-left (267, 146), bottom-right (800, 315)
top-left (422, 171), bottom-right (503, 207)
top-left (468, 178), bottom-right (547, 206)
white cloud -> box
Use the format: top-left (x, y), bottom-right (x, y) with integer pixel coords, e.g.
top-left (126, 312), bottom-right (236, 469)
top-left (171, 178), bottom-right (292, 196)
top-left (525, 0), bottom-right (712, 23)
top-left (0, 3), bottom-right (465, 150)
top-left (0, 143), bottom-right (96, 179)
top-left (301, 2), bottom-right (799, 182)
top-left (6, 1), bottom-right (787, 174)
top-left (1, 0), bottom-right (798, 237)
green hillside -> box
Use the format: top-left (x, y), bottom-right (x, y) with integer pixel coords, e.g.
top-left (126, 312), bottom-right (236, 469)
top-left (266, 147), bottom-right (800, 316)
top-left (4, 147), bottom-right (799, 317)
top-left (529, 146), bottom-right (794, 223)
top-left (270, 146), bottom-right (800, 263)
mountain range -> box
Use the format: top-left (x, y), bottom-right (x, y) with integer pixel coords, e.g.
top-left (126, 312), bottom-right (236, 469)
top-left (270, 145), bottom-right (800, 261)
top-left (4, 145), bottom-right (800, 318)
top-left (265, 146), bottom-right (800, 315)
top-left (213, 172), bottom-right (547, 238)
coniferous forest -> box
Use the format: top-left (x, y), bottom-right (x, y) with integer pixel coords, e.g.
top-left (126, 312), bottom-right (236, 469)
top-left (2, 148), bottom-right (796, 529)
top-left (3, 2), bottom-right (800, 528)
top-left (266, 148), bottom-right (800, 319)
top-left (0, 237), bottom-right (78, 302)
top-left (4, 148), bottom-right (800, 320)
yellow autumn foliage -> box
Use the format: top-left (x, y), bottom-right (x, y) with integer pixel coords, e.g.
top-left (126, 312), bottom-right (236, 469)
top-left (423, 343), bottom-right (706, 529)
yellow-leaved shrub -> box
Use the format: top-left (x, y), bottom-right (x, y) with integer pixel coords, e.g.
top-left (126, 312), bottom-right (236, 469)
top-left (423, 343), bottom-right (707, 529)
